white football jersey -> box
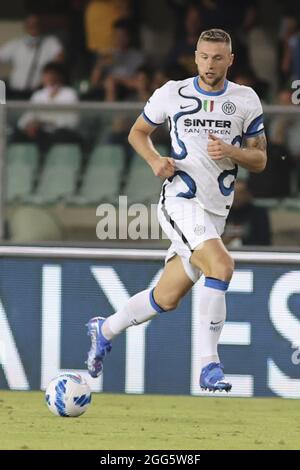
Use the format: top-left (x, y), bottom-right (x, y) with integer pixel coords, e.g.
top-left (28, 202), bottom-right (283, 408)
top-left (143, 76), bottom-right (264, 216)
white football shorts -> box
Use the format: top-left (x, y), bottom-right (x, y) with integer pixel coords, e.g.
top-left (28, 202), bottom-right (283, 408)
top-left (157, 192), bottom-right (227, 283)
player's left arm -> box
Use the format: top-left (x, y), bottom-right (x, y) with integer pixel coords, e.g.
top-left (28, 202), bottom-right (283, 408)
top-left (230, 132), bottom-right (267, 173)
top-left (207, 132), bottom-right (267, 173)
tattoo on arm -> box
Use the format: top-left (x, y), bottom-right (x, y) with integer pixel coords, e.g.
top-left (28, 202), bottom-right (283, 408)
top-left (246, 133), bottom-right (267, 152)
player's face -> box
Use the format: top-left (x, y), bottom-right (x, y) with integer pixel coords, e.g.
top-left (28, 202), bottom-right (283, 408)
top-left (195, 41), bottom-right (233, 88)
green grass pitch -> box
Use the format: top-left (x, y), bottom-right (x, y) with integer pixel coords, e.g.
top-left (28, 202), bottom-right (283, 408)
top-left (0, 391), bottom-right (299, 450)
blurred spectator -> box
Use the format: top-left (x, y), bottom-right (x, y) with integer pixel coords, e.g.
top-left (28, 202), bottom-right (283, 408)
top-left (281, 19), bottom-right (300, 82)
top-left (138, 0), bottom-right (177, 66)
top-left (223, 179), bottom-right (271, 247)
top-left (166, 4), bottom-right (202, 78)
top-left (0, 14), bottom-right (64, 99)
top-left (233, 68), bottom-right (269, 102)
top-left (232, 69), bottom-right (257, 88)
top-left (238, 4), bottom-right (278, 99)
top-left (66, 0), bottom-right (90, 78)
top-left (151, 69), bottom-right (170, 92)
top-left (85, 0), bottom-right (131, 54)
top-left (88, 18), bottom-right (145, 101)
top-left (269, 89), bottom-right (300, 162)
top-left (279, 10), bottom-right (298, 84)
top-left (151, 65), bottom-right (187, 91)
top-left (126, 66), bottom-right (153, 101)
top-left (168, 0), bottom-right (253, 32)
top-left (268, 88), bottom-right (300, 193)
top-left (248, 139), bottom-right (293, 198)
top-left (197, 0), bottom-right (255, 32)
top-left (14, 62), bottom-right (79, 153)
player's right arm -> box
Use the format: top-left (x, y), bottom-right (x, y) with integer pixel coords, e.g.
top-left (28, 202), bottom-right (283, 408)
top-left (129, 81), bottom-right (176, 179)
top-left (128, 115), bottom-right (175, 179)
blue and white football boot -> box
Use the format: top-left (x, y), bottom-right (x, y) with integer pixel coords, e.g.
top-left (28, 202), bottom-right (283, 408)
top-left (86, 317), bottom-right (112, 378)
top-left (200, 362), bottom-right (232, 392)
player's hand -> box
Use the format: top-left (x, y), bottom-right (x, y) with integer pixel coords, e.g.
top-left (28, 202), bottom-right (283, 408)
top-left (150, 156), bottom-right (176, 179)
top-left (207, 134), bottom-right (233, 160)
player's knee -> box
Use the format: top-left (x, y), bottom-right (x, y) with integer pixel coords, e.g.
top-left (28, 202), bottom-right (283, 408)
top-left (211, 256), bottom-right (234, 282)
top-left (153, 288), bottom-right (181, 311)
top-left (161, 298), bottom-right (180, 311)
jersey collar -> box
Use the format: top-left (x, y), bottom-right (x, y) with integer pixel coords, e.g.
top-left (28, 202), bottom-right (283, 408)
top-left (193, 76), bottom-right (228, 96)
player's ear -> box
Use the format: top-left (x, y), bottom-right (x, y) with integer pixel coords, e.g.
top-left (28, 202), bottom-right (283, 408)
top-left (194, 50), bottom-right (197, 65)
top-left (229, 53), bottom-right (234, 67)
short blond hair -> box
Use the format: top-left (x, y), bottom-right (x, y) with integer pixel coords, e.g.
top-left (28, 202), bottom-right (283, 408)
top-left (197, 29), bottom-right (232, 51)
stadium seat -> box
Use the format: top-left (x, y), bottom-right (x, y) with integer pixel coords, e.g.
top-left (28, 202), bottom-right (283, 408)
top-left (6, 143), bottom-right (39, 171)
top-left (68, 144), bottom-right (125, 205)
top-left (26, 144), bottom-right (82, 204)
top-left (6, 162), bottom-right (36, 203)
top-left (44, 143), bottom-right (81, 172)
top-left (9, 205), bottom-right (63, 241)
top-left (5, 144), bottom-right (39, 203)
top-left (124, 145), bottom-right (168, 205)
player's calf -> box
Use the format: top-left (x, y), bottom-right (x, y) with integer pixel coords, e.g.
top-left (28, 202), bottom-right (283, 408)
top-left (86, 287), bottom-right (175, 378)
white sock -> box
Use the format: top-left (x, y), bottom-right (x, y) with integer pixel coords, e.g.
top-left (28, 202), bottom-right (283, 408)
top-left (101, 288), bottom-right (165, 340)
top-left (198, 277), bottom-right (229, 369)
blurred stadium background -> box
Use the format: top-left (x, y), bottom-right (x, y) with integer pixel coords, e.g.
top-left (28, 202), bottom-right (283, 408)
top-left (0, 0), bottom-right (300, 244)
top-left (0, 0), bottom-right (300, 450)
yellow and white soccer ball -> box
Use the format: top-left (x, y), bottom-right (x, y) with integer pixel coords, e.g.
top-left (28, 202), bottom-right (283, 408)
top-left (45, 373), bottom-right (91, 417)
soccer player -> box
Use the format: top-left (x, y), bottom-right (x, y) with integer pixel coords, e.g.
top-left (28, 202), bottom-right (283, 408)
top-left (86, 29), bottom-right (267, 392)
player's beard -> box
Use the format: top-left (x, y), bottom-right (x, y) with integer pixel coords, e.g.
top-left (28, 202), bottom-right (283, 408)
top-left (199, 72), bottom-right (225, 88)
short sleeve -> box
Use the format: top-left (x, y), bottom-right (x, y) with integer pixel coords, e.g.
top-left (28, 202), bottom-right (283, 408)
top-left (243, 88), bottom-right (265, 138)
top-left (142, 82), bottom-right (170, 126)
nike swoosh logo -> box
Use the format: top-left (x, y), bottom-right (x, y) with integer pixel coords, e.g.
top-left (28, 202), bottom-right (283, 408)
top-left (210, 320), bottom-right (223, 325)
top-left (180, 105), bottom-right (192, 109)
